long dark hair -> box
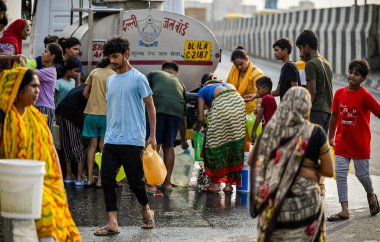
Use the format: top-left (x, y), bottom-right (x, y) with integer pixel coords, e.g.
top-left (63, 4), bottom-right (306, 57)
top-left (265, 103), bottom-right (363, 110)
top-left (58, 37), bottom-right (81, 54)
top-left (231, 45), bottom-right (248, 62)
top-left (44, 35), bottom-right (59, 47)
top-left (201, 73), bottom-right (217, 85)
top-left (46, 43), bottom-right (64, 66)
top-left (97, 57), bottom-right (111, 68)
top-left (19, 69), bottom-right (34, 92)
top-left (57, 57), bottom-right (81, 79)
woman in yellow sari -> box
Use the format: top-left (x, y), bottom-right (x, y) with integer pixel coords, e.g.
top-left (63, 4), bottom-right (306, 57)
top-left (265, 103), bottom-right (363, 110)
top-left (0, 67), bottom-right (81, 241)
top-left (227, 45), bottom-right (264, 115)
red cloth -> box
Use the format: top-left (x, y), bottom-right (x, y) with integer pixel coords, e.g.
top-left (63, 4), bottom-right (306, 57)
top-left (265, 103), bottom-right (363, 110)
top-left (332, 87), bottom-right (380, 159)
top-left (261, 94), bottom-right (277, 127)
top-left (0, 19), bottom-right (28, 54)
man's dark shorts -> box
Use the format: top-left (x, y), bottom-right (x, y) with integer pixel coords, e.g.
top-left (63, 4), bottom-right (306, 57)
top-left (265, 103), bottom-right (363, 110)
top-left (147, 113), bottom-right (181, 147)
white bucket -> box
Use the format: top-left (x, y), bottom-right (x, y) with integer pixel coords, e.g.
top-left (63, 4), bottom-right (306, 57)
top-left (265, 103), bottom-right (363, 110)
top-left (237, 152), bottom-right (250, 193)
top-left (0, 159), bottom-right (46, 219)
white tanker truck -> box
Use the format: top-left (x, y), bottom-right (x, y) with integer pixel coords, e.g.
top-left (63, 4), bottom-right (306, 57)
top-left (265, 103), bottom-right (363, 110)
top-left (39, 0), bottom-right (221, 91)
top-left (35, 0), bottom-right (221, 141)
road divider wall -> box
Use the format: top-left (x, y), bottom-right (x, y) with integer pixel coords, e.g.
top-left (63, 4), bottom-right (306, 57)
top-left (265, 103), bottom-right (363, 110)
top-left (209, 5), bottom-right (380, 90)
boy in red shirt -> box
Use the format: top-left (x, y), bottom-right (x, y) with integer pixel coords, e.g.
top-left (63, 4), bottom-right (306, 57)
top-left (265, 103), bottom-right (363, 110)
top-left (251, 76), bottom-right (277, 143)
top-left (328, 59), bottom-right (380, 221)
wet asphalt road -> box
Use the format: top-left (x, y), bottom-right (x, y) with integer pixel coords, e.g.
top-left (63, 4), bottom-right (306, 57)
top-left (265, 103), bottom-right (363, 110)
top-left (67, 162), bottom-right (380, 241)
top-left (67, 54), bottom-right (380, 241)
top-left (67, 159), bottom-right (259, 241)
top-left (67, 162), bottom-right (251, 228)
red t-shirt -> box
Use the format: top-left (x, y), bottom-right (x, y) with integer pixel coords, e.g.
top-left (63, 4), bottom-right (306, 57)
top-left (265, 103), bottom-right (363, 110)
top-left (332, 87), bottom-right (380, 159)
top-left (261, 94), bottom-right (277, 127)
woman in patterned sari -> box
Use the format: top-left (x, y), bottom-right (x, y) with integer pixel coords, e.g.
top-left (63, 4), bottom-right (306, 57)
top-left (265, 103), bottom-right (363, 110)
top-left (193, 74), bottom-right (246, 193)
top-left (0, 19), bottom-right (30, 70)
top-left (249, 87), bottom-right (333, 242)
top-left (0, 67), bottom-right (81, 241)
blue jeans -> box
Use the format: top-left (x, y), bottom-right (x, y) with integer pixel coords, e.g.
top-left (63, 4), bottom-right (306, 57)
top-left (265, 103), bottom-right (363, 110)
top-left (335, 155), bottom-right (374, 203)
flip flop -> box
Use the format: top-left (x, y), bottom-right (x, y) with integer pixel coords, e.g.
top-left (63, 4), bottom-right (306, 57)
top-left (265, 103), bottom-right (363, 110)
top-left (94, 226), bottom-right (120, 236)
top-left (369, 194), bottom-right (380, 216)
top-left (161, 186), bottom-right (173, 193)
top-left (327, 213), bottom-right (349, 222)
top-left (146, 185), bottom-right (157, 194)
top-left (141, 210), bottom-right (155, 229)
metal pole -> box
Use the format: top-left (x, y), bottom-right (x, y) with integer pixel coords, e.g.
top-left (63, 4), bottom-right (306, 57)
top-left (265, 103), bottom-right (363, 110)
top-left (79, 0), bottom-right (83, 26)
top-left (354, 0), bottom-right (358, 6)
top-left (87, 8), bottom-right (94, 73)
top-left (70, 0), bottom-right (73, 25)
top-left (118, 9), bottom-right (123, 36)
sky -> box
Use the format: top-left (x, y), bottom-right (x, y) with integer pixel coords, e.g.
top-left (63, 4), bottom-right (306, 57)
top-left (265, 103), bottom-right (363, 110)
top-left (191, 0), bottom-right (380, 11)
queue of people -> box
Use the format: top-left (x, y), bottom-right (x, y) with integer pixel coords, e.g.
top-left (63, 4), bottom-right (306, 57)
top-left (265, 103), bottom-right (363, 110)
top-left (0, 8), bottom-right (379, 241)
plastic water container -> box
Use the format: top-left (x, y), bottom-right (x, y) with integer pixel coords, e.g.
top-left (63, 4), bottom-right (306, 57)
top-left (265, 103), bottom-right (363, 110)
top-left (171, 150), bottom-right (195, 186)
top-left (193, 131), bottom-right (203, 161)
top-left (0, 159), bottom-right (46, 219)
top-left (143, 145), bottom-right (167, 185)
top-left (236, 152), bottom-right (250, 193)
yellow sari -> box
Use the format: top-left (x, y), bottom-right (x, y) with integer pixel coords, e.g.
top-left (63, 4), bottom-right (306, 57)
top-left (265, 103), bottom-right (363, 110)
top-left (227, 60), bottom-right (264, 114)
top-left (0, 67), bottom-right (81, 241)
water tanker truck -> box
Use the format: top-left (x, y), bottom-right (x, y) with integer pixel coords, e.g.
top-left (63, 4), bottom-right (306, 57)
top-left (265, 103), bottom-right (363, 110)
top-left (58, 0), bottom-right (221, 91)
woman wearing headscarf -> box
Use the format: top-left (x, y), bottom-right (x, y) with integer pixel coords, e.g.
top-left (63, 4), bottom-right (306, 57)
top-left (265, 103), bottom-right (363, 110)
top-left (193, 73), bottom-right (246, 193)
top-left (249, 87), bottom-right (333, 242)
top-left (0, 67), bottom-right (81, 242)
top-left (0, 18), bottom-right (30, 69)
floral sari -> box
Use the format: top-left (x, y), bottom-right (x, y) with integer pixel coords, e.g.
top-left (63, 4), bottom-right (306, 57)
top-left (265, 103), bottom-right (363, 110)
top-left (250, 87), bottom-right (325, 242)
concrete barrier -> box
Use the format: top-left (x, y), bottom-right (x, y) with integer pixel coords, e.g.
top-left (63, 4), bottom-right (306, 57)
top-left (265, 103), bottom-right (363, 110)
top-left (209, 5), bottom-right (380, 90)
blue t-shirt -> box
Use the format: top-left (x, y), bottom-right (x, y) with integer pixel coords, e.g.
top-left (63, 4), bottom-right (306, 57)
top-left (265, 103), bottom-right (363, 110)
top-left (55, 78), bottom-right (75, 107)
top-left (197, 83), bottom-right (225, 105)
top-left (105, 68), bottom-right (153, 146)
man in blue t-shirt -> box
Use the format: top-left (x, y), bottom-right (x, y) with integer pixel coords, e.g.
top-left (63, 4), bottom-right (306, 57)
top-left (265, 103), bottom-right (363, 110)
top-left (94, 37), bottom-right (157, 236)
